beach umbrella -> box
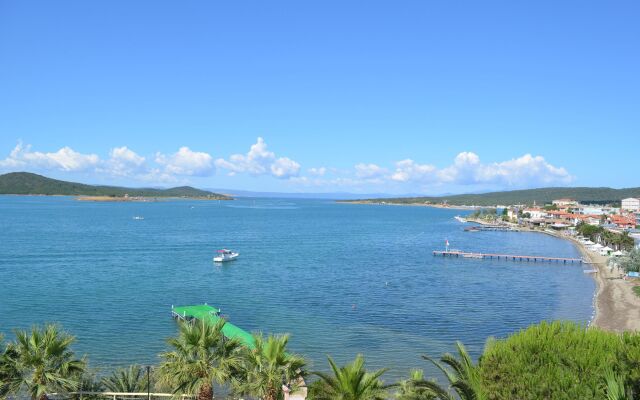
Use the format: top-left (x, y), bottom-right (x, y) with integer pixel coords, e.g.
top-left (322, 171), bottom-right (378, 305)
top-left (612, 250), bottom-right (624, 256)
top-left (602, 246), bottom-right (613, 252)
top-left (592, 243), bottom-right (603, 249)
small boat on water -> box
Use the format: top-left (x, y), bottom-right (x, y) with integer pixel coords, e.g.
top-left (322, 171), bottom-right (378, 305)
top-left (133, 216), bottom-right (144, 220)
top-left (454, 216), bottom-right (467, 223)
top-left (213, 249), bottom-right (239, 263)
top-left (464, 226), bottom-right (480, 232)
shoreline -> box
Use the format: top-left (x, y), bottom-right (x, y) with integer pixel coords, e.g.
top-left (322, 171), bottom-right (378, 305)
top-left (522, 230), bottom-right (640, 331)
top-left (570, 236), bottom-right (640, 331)
top-left (464, 217), bottom-right (640, 331)
top-left (337, 200), bottom-right (479, 211)
top-left (1, 194), bottom-right (232, 202)
top-left (75, 196), bottom-right (232, 202)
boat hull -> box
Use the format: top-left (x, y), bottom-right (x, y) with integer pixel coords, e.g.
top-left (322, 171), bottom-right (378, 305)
top-left (213, 253), bottom-right (239, 262)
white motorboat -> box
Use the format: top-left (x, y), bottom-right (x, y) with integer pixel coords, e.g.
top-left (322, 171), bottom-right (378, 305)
top-left (213, 249), bottom-right (239, 262)
top-left (133, 216), bottom-right (144, 220)
top-left (454, 216), bottom-right (467, 223)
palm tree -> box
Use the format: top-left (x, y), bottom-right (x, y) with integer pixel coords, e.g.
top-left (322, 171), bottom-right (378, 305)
top-left (311, 354), bottom-right (392, 400)
top-left (603, 369), bottom-right (631, 400)
top-left (74, 369), bottom-right (105, 400)
top-left (395, 369), bottom-right (436, 400)
top-left (233, 333), bottom-right (306, 400)
top-left (419, 342), bottom-right (484, 400)
top-left (0, 324), bottom-right (85, 400)
top-left (158, 319), bottom-right (243, 400)
top-left (101, 365), bottom-right (149, 393)
top-left (0, 333), bottom-right (11, 397)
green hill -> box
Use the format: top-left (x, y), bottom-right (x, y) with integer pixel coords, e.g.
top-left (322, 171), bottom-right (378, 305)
top-left (0, 172), bottom-right (232, 199)
top-left (345, 187), bottom-right (640, 207)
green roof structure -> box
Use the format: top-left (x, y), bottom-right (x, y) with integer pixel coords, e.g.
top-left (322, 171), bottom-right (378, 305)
top-left (171, 304), bottom-right (256, 349)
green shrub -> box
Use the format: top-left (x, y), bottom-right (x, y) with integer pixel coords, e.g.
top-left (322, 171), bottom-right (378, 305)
top-left (477, 321), bottom-right (640, 399)
top-left (619, 248), bottom-right (640, 273)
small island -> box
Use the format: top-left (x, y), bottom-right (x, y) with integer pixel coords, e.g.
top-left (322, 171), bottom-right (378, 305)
top-left (0, 172), bottom-right (233, 201)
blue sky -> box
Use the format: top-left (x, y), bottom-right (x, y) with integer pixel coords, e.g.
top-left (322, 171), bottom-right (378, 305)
top-left (0, 1), bottom-right (638, 194)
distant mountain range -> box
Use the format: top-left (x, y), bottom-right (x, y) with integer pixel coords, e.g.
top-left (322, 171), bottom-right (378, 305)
top-left (0, 172), bottom-right (231, 199)
top-left (206, 188), bottom-right (407, 200)
top-left (2, 172), bottom-right (638, 206)
top-left (345, 187), bottom-right (640, 207)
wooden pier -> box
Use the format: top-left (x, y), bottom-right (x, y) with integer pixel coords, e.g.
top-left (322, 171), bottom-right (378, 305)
top-left (464, 225), bottom-right (518, 232)
top-left (433, 250), bottom-right (583, 264)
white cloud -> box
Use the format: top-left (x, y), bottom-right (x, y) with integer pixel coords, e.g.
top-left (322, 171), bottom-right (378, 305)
top-left (355, 163), bottom-right (387, 179)
top-left (0, 143), bottom-right (100, 172)
top-left (301, 152), bottom-right (571, 191)
top-left (215, 137), bottom-right (301, 179)
top-left (436, 152), bottom-right (480, 183)
top-left (376, 153), bottom-right (572, 187)
top-left (391, 159), bottom-right (437, 182)
top-left (308, 167), bottom-right (327, 176)
top-left (437, 152), bottom-right (572, 186)
top-left (271, 157), bottom-right (301, 178)
top-left (104, 146), bottom-right (146, 177)
top-left (155, 146), bottom-right (214, 177)
top-left (0, 140), bottom-right (573, 192)
top-left (111, 146), bottom-right (145, 166)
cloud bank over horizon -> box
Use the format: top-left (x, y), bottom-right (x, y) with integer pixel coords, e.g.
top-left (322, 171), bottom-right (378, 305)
top-left (0, 138), bottom-right (573, 194)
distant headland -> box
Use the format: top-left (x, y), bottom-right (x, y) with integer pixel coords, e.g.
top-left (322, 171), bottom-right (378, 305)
top-left (339, 186), bottom-right (640, 207)
top-left (0, 172), bottom-right (232, 201)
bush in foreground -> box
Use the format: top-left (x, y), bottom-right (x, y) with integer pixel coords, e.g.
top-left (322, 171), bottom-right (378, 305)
top-left (477, 321), bottom-right (640, 399)
top-left (4, 321), bottom-right (640, 399)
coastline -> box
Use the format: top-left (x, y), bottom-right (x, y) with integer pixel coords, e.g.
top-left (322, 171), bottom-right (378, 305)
top-left (526, 230), bottom-right (640, 331)
top-left (75, 196), bottom-right (231, 202)
top-left (337, 200), bottom-right (479, 211)
top-left (571, 237), bottom-right (640, 332)
top-left (76, 196), bottom-right (158, 202)
top-left (465, 217), bottom-right (640, 332)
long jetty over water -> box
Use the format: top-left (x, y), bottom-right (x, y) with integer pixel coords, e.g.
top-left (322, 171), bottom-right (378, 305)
top-left (433, 250), bottom-right (583, 264)
top-left (465, 225), bottom-right (518, 232)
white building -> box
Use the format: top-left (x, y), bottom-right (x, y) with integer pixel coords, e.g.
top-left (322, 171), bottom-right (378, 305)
top-left (621, 198), bottom-right (640, 212)
top-left (507, 207), bottom-right (519, 220)
top-left (524, 208), bottom-right (548, 219)
top-left (578, 206), bottom-right (607, 216)
top-left (552, 198), bottom-right (578, 207)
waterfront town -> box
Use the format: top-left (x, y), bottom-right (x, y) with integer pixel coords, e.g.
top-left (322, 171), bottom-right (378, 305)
top-left (492, 197), bottom-right (640, 251)
top-left (464, 198), bottom-right (640, 247)
top-left (460, 196), bottom-right (640, 276)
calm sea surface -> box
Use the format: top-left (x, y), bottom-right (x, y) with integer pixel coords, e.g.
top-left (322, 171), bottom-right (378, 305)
top-left (0, 196), bottom-right (595, 381)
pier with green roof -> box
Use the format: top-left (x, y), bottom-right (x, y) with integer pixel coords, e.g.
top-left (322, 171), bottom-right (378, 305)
top-left (171, 304), bottom-right (256, 349)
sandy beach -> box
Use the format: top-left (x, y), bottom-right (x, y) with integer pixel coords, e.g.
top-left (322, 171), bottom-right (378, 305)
top-left (533, 228), bottom-right (640, 331)
top-left (465, 217), bottom-right (640, 331)
top-left (529, 234), bottom-right (639, 331)
top-left (572, 238), bottom-right (640, 332)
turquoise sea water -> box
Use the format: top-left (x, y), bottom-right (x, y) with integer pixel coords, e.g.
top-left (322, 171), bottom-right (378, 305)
top-left (0, 196), bottom-right (595, 380)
